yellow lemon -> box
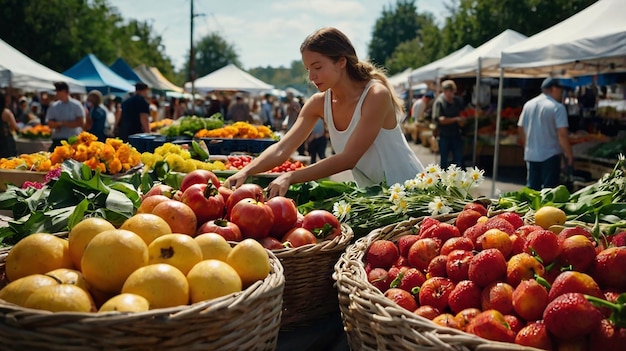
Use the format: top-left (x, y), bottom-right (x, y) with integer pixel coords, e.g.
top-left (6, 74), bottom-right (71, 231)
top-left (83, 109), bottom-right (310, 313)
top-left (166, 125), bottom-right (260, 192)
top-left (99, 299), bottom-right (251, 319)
top-left (534, 206), bottom-right (567, 230)
top-left (147, 234), bottom-right (202, 275)
top-left (68, 217), bottom-right (116, 270)
top-left (120, 213), bottom-right (172, 245)
top-left (98, 293), bottom-right (150, 313)
top-left (121, 264), bottom-right (189, 309)
top-left (23, 284), bottom-right (96, 312)
top-left (226, 238), bottom-right (270, 288)
top-left (5, 233), bottom-right (73, 282)
top-left (194, 233), bottom-right (232, 261)
top-left (187, 260), bottom-right (242, 303)
top-left (0, 274), bottom-right (59, 307)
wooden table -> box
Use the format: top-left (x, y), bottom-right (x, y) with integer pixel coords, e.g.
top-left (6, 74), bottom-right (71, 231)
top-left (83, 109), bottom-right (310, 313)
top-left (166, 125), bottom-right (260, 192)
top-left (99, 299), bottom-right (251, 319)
top-left (15, 138), bottom-right (52, 154)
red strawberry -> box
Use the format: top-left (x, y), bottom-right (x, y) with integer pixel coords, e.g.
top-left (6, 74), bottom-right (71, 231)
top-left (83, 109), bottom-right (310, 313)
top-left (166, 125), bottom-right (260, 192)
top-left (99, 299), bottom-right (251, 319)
top-left (440, 236), bottom-right (474, 256)
top-left (418, 217), bottom-right (440, 238)
top-left (463, 222), bottom-right (488, 246)
top-left (588, 319), bottom-right (626, 351)
top-left (466, 309), bottom-right (515, 343)
top-left (445, 249), bottom-right (473, 282)
top-left (430, 223), bottom-right (461, 243)
top-left (593, 247), bottom-right (626, 290)
top-left (448, 280), bottom-right (482, 314)
top-left (366, 240), bottom-right (399, 269)
top-left (468, 248), bottom-right (507, 288)
top-left (548, 271), bottom-right (604, 301)
top-left (481, 282), bottom-right (514, 315)
top-left (543, 293), bottom-right (603, 340)
top-left (463, 202), bottom-right (488, 216)
top-left (504, 314), bottom-right (524, 334)
top-left (418, 277), bottom-right (455, 312)
top-left (524, 229), bottom-right (561, 265)
top-left (397, 267), bottom-right (426, 294)
top-left (396, 234), bottom-right (419, 257)
top-left (496, 212), bottom-right (524, 230)
top-left (426, 254), bottom-right (448, 278)
top-left (484, 216), bottom-right (515, 235)
top-left (384, 288), bottom-right (417, 312)
top-left (455, 209), bottom-right (482, 235)
top-left (515, 321), bottom-right (553, 351)
top-left (367, 268), bottom-right (390, 292)
top-left (414, 305), bottom-right (440, 320)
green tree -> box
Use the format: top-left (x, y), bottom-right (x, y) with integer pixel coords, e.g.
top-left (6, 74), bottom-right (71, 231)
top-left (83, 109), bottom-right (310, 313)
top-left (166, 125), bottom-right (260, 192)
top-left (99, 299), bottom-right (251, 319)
top-left (187, 32), bottom-right (241, 81)
top-left (368, 0), bottom-right (422, 68)
top-left (385, 13), bottom-right (442, 74)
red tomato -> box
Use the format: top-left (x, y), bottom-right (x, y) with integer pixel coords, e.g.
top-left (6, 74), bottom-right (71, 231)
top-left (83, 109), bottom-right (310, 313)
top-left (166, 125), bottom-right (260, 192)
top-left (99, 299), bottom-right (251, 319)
top-left (179, 169), bottom-right (221, 193)
top-left (225, 183), bottom-right (265, 218)
top-left (266, 196), bottom-right (299, 239)
top-left (282, 227), bottom-right (317, 248)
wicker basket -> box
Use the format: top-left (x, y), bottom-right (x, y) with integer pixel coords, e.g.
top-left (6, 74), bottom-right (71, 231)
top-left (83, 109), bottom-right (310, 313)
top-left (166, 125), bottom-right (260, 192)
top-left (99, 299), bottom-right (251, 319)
top-left (333, 215), bottom-right (541, 351)
top-left (272, 223), bottom-right (353, 328)
top-left (0, 249), bottom-right (285, 351)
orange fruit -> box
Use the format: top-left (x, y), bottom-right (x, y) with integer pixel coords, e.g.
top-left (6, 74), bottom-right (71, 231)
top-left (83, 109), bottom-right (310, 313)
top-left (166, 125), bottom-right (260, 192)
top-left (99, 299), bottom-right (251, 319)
top-left (122, 263), bottom-right (189, 309)
top-left (68, 217), bottom-right (116, 270)
top-left (81, 229), bottom-right (148, 294)
top-left (5, 233), bottom-right (74, 282)
top-left (98, 293), bottom-right (150, 313)
top-left (0, 274), bottom-right (59, 307)
top-left (194, 233), bottom-right (232, 261)
top-left (151, 200), bottom-right (197, 236)
top-left (147, 234), bottom-right (202, 275)
top-left (23, 284), bottom-right (96, 312)
top-left (45, 268), bottom-right (90, 292)
top-left (187, 260), bottom-right (242, 303)
top-left (137, 194), bottom-right (171, 214)
top-left (120, 213), bottom-right (172, 245)
top-left (226, 238), bottom-right (270, 288)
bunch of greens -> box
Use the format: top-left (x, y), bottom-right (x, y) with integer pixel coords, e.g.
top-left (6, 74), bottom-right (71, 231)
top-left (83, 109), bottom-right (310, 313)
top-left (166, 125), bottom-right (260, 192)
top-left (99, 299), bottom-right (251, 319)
top-left (0, 160), bottom-right (141, 246)
top-left (161, 114), bottom-right (224, 137)
top-left (495, 154), bottom-right (626, 236)
top-left (291, 164), bottom-right (488, 239)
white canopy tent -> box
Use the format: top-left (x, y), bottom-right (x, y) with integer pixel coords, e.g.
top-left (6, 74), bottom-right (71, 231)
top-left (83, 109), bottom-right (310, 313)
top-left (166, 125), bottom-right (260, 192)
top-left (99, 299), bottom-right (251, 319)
top-left (186, 64), bottom-right (273, 94)
top-left (388, 68), bottom-right (413, 95)
top-left (490, 0), bottom-right (626, 196)
top-left (409, 45), bottom-right (475, 84)
top-left (438, 29), bottom-right (528, 166)
top-left (0, 38), bottom-right (86, 93)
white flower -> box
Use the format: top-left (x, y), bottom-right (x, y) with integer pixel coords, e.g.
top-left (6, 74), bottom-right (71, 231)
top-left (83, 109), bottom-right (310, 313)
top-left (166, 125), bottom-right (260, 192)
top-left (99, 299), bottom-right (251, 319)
top-left (388, 183), bottom-right (406, 203)
top-left (443, 165), bottom-right (464, 188)
top-left (333, 200), bottom-right (351, 221)
top-left (404, 177), bottom-right (419, 191)
top-left (618, 153), bottom-right (625, 161)
top-left (428, 196), bottom-right (452, 216)
top-left (419, 172), bottom-right (439, 190)
top-left (391, 198), bottom-right (408, 214)
top-left (465, 166), bottom-right (485, 185)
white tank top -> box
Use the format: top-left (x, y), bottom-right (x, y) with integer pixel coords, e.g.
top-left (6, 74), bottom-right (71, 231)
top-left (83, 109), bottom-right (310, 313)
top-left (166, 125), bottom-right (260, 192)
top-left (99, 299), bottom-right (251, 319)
top-left (324, 80), bottom-right (424, 187)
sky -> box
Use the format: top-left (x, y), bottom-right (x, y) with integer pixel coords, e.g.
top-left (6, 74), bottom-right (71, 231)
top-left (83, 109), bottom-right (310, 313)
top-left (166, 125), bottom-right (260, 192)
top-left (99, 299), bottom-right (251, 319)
top-left (106, 0), bottom-right (449, 71)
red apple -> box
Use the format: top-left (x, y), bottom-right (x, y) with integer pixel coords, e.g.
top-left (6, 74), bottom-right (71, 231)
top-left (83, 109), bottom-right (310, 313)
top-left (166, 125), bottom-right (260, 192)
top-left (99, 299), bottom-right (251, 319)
top-left (426, 254), bottom-right (448, 278)
top-left (455, 209), bottom-right (483, 236)
top-left (463, 202), bottom-right (488, 216)
top-left (142, 183), bottom-right (175, 199)
top-left (196, 218), bottom-right (242, 241)
top-left (506, 252), bottom-right (545, 287)
top-left (593, 247), bottom-right (626, 290)
top-left (266, 196), bottom-right (299, 239)
top-left (217, 186), bottom-right (233, 204)
top-left (481, 282), bottom-right (514, 315)
top-left (230, 198), bottom-right (274, 239)
top-left (281, 227), bottom-right (317, 248)
top-left (548, 271), bottom-right (603, 301)
top-left (258, 236), bottom-right (283, 250)
top-left (368, 267), bottom-right (391, 292)
top-left (225, 183), bottom-right (265, 218)
top-left (468, 248), bottom-right (507, 288)
top-left (414, 305), bottom-right (440, 320)
top-left (512, 279), bottom-right (549, 321)
top-left (448, 280), bottom-right (482, 314)
top-left (396, 234), bottom-right (420, 257)
top-left (524, 229), bottom-right (561, 265)
top-left (466, 309), bottom-right (515, 343)
top-left (445, 249), bottom-right (473, 282)
top-left (440, 236), bottom-right (474, 256)
top-left (384, 288), bottom-right (418, 312)
top-left (366, 240), bottom-right (399, 270)
top-left (407, 238), bottom-right (440, 271)
top-left (302, 209), bottom-right (341, 240)
top-left (179, 169), bottom-right (221, 193)
top-left (180, 183), bottom-right (225, 224)
top-left (557, 234), bottom-right (597, 272)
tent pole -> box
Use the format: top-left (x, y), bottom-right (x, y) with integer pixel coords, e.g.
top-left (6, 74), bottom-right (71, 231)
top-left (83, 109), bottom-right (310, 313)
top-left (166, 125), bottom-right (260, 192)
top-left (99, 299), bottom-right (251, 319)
top-left (473, 59), bottom-right (482, 167)
top-left (491, 67), bottom-right (505, 198)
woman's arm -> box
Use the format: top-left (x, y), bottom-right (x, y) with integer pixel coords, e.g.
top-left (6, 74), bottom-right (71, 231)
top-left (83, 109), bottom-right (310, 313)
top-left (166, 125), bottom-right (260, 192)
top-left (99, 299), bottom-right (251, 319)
top-left (265, 82), bottom-right (394, 197)
top-left (2, 108), bottom-right (19, 132)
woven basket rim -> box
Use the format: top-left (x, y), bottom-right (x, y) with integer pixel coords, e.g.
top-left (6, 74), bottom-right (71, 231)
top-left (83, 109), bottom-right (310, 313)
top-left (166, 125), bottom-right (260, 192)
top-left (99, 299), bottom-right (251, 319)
top-left (272, 223), bottom-right (353, 257)
top-left (0, 248), bottom-right (285, 322)
top-left (333, 213), bottom-right (542, 351)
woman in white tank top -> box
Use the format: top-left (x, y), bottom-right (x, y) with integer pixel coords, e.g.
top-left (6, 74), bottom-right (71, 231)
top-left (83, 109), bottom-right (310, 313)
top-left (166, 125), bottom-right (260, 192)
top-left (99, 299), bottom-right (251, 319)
top-left (226, 27), bottom-right (424, 197)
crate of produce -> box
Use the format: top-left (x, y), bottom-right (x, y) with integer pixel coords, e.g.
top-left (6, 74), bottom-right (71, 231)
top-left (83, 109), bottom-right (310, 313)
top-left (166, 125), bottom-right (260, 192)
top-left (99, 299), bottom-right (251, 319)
top-left (332, 207), bottom-right (622, 351)
top-left (0, 169), bottom-right (47, 192)
top-left (199, 138), bottom-right (276, 155)
top-left (272, 223), bottom-right (353, 328)
top-left (0, 242), bottom-right (285, 351)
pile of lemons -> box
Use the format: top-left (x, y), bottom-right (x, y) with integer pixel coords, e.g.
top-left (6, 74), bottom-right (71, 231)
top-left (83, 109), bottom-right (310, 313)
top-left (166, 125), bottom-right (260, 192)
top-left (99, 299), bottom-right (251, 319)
top-left (0, 214), bottom-right (271, 313)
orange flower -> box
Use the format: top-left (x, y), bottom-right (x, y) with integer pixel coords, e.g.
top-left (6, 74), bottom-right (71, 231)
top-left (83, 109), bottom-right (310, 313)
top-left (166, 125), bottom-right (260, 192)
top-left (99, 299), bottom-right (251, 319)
top-left (100, 144), bottom-right (116, 161)
top-left (107, 158), bottom-right (122, 174)
top-left (77, 132), bottom-right (98, 145)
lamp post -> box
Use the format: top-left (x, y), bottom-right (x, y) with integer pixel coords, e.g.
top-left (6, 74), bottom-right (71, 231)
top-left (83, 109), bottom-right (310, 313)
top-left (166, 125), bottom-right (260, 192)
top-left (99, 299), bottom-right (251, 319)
top-left (190, 0), bottom-right (196, 109)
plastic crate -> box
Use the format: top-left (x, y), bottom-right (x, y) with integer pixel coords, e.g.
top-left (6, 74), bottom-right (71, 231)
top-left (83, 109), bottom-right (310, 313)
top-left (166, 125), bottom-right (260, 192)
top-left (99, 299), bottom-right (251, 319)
top-left (200, 138), bottom-right (277, 155)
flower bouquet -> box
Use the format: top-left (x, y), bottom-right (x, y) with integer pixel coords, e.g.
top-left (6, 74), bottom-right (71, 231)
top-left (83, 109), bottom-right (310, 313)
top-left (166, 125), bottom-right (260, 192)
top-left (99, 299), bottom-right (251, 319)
top-left (19, 125), bottom-right (51, 139)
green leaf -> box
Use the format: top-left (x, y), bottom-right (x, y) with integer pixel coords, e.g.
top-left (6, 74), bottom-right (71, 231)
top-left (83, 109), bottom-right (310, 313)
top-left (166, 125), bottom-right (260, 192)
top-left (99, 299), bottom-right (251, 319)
top-left (68, 199), bottom-right (90, 230)
top-left (105, 188), bottom-right (135, 215)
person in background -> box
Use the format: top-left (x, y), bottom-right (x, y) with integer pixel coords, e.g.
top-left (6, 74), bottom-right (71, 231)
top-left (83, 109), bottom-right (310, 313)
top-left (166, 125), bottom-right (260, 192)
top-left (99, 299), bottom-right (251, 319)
top-left (226, 27), bottom-right (424, 197)
top-left (517, 77), bottom-right (573, 190)
top-left (307, 117), bottom-right (327, 164)
top-left (46, 82), bottom-right (85, 152)
top-left (85, 90), bottom-right (107, 142)
top-left (226, 95), bottom-right (252, 123)
top-left (433, 80), bottom-right (466, 169)
top-left (284, 91), bottom-right (302, 131)
top-left (261, 93), bottom-right (274, 128)
top-left (0, 92), bottom-right (18, 158)
top-left (118, 82), bottom-right (151, 142)
top-left (412, 91), bottom-right (435, 123)
top-left (16, 97), bottom-right (31, 126)
top-left (38, 91), bottom-right (50, 125)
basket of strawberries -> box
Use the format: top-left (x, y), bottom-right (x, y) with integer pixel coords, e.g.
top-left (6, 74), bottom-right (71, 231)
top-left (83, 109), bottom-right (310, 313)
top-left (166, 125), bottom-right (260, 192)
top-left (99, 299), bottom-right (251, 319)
top-left (333, 201), bottom-right (626, 351)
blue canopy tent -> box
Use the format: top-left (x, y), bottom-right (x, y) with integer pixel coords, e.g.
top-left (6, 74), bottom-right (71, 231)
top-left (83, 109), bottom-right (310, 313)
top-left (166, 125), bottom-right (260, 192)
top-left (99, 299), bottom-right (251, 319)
top-left (109, 57), bottom-right (142, 84)
top-left (63, 54), bottom-right (134, 96)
